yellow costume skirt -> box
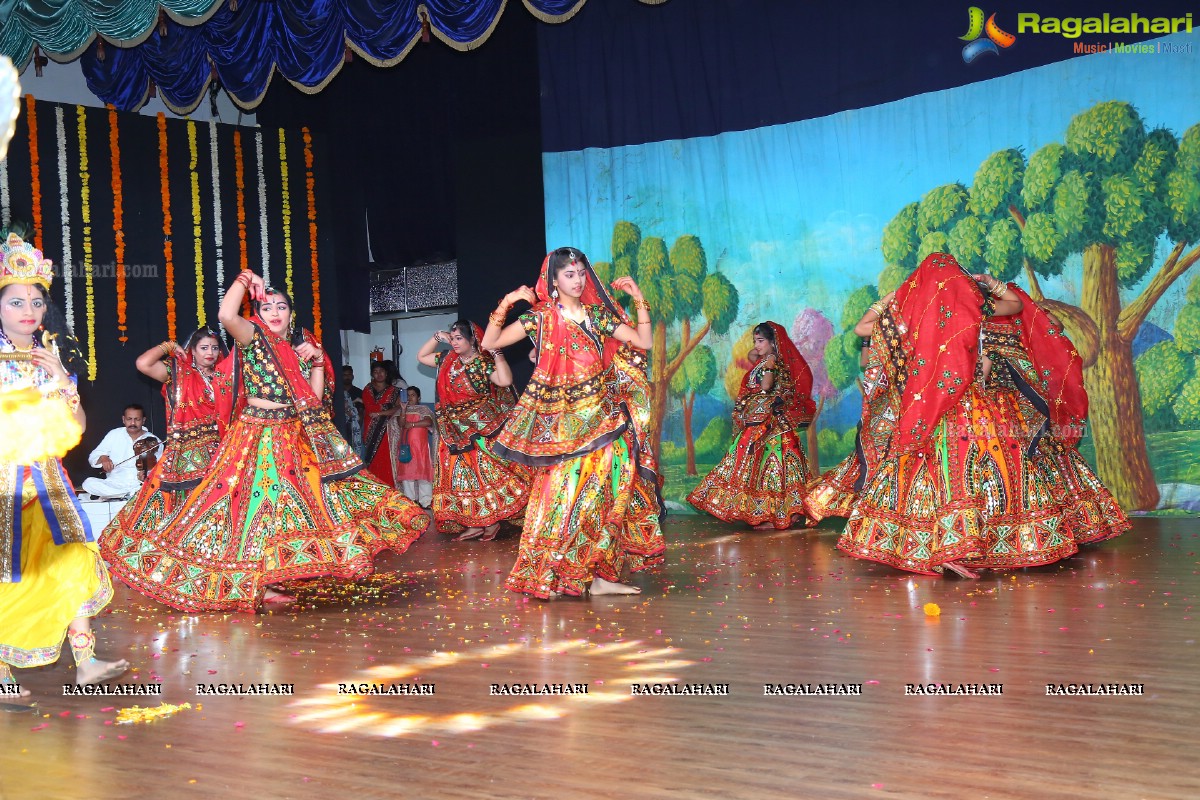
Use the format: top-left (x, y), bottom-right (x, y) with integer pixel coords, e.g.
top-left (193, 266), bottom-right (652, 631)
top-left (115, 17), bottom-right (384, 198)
top-left (0, 484), bottom-right (113, 668)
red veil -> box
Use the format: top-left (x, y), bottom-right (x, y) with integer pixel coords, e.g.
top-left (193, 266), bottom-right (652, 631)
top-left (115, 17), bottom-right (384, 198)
top-left (164, 345), bottom-right (232, 435)
top-left (887, 252), bottom-right (987, 454)
top-left (434, 321), bottom-right (517, 451)
top-left (758, 321), bottom-right (816, 428)
top-left (994, 283), bottom-right (1089, 446)
top-left (494, 249), bottom-right (657, 475)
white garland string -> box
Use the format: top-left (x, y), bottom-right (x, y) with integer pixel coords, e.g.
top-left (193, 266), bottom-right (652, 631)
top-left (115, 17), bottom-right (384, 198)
top-left (54, 105), bottom-right (74, 331)
top-left (209, 120), bottom-right (225, 338)
top-left (255, 129), bottom-right (270, 286)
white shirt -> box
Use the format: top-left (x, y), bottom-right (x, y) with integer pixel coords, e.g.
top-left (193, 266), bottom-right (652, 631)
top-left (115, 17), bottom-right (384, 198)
top-left (87, 426), bottom-right (160, 492)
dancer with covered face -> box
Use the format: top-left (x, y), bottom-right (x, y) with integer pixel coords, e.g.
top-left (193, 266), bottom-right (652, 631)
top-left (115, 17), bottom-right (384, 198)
top-left (0, 234), bottom-right (129, 700)
top-left (837, 253), bottom-right (1088, 578)
top-left (102, 270), bottom-right (428, 613)
top-left (688, 321), bottom-right (817, 529)
top-left (483, 248), bottom-right (665, 597)
top-left (418, 320), bottom-right (530, 540)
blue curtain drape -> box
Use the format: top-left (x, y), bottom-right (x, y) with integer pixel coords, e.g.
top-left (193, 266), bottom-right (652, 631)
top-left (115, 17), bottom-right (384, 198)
top-left (0, 0), bottom-right (661, 112)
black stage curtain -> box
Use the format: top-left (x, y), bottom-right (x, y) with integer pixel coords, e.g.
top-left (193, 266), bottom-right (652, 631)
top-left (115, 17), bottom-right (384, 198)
top-left (257, 5), bottom-right (545, 362)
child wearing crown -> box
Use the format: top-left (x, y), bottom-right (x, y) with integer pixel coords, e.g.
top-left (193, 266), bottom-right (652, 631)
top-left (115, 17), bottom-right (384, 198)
top-left (0, 233), bottom-right (129, 704)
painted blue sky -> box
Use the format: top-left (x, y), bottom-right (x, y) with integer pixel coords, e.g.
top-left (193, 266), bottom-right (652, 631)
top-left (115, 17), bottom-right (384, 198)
top-left (543, 30), bottom-right (1200, 384)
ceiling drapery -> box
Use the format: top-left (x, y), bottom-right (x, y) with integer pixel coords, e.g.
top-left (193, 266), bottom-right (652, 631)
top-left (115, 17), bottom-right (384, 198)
top-left (0, 0), bottom-right (666, 113)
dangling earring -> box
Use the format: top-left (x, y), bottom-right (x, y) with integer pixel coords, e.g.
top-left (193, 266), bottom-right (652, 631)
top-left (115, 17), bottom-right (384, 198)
top-left (288, 318), bottom-right (295, 338)
top-left (551, 286), bottom-right (559, 300)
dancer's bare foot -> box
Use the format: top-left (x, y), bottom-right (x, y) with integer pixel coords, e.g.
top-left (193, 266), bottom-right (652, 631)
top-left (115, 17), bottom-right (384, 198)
top-left (455, 527), bottom-right (485, 541)
top-left (942, 561), bottom-right (980, 579)
top-left (480, 523), bottom-right (501, 542)
top-left (590, 577), bottom-right (642, 595)
top-left (262, 587), bottom-right (297, 604)
top-left (75, 657), bottom-right (131, 686)
top-left (752, 522), bottom-right (776, 530)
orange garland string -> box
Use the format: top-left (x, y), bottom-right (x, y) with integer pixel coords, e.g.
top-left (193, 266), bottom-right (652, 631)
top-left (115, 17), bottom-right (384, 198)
top-left (157, 113), bottom-right (176, 341)
top-left (302, 127), bottom-right (321, 339)
top-left (233, 129), bottom-right (250, 315)
top-left (24, 95), bottom-right (42, 250)
top-left (109, 106), bottom-right (126, 342)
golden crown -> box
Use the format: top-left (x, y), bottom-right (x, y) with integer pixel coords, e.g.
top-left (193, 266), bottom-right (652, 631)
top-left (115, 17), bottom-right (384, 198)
top-left (0, 233), bottom-right (54, 290)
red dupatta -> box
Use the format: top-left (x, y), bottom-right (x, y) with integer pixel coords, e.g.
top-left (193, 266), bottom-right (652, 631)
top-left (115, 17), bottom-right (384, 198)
top-left (888, 252), bottom-right (987, 454)
top-left (435, 321), bottom-right (517, 452)
top-left (756, 321), bottom-right (816, 428)
top-left (492, 251), bottom-right (633, 465)
top-left (218, 317), bottom-right (362, 480)
top-left (164, 347), bottom-right (232, 435)
top-left (994, 284), bottom-right (1089, 446)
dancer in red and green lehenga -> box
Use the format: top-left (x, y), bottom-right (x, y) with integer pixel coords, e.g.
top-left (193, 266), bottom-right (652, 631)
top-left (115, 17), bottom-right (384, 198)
top-left (688, 321), bottom-right (816, 530)
top-left (418, 320), bottom-right (530, 541)
top-left (100, 270), bottom-right (428, 613)
top-left (482, 248), bottom-right (665, 599)
top-left (806, 292), bottom-right (899, 521)
top-left (837, 253), bottom-right (1096, 578)
top-left (0, 233), bottom-right (129, 700)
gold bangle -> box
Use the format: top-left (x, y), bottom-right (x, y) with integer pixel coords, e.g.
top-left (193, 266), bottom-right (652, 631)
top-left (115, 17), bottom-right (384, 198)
top-left (158, 342), bottom-right (174, 357)
top-left (869, 302), bottom-right (885, 315)
top-left (489, 312), bottom-right (507, 327)
top-left (992, 282), bottom-right (1008, 298)
top-left (633, 298), bottom-right (651, 311)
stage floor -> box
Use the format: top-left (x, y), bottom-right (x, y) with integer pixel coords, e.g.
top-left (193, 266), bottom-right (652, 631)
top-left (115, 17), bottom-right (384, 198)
top-left (1, 516), bottom-right (1195, 800)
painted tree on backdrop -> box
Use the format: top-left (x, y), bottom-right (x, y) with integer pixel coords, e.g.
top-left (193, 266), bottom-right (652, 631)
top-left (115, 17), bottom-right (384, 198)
top-left (593, 221), bottom-right (740, 459)
top-left (880, 100), bottom-right (1200, 510)
top-left (668, 343), bottom-right (716, 475)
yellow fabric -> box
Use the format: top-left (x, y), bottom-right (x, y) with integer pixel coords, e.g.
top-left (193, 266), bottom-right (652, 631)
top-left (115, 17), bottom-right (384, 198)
top-left (0, 478), bottom-right (113, 668)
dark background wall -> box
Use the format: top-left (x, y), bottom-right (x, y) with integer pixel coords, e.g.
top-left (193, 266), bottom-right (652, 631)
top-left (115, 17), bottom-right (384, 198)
top-left (257, 5), bottom-right (545, 363)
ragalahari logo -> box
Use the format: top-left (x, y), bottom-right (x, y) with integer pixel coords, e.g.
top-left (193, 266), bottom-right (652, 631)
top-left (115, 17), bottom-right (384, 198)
top-left (960, 7), bottom-right (1017, 62)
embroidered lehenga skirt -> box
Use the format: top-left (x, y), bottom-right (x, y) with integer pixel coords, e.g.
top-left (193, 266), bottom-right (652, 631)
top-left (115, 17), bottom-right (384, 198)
top-left (837, 384), bottom-right (1079, 574)
top-left (100, 407), bottom-right (428, 612)
top-left (505, 432), bottom-right (662, 598)
top-left (688, 391), bottom-right (814, 530)
top-left (432, 436), bottom-right (529, 532)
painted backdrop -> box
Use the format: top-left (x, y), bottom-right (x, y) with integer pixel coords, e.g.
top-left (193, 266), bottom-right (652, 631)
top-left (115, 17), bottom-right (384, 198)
top-left (543, 31), bottom-right (1200, 514)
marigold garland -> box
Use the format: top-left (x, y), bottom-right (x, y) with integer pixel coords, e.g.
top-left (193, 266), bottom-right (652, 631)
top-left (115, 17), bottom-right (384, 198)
top-left (24, 95), bottom-right (42, 250)
top-left (116, 702), bottom-right (192, 725)
top-left (233, 129), bottom-right (249, 315)
top-left (278, 128), bottom-right (293, 298)
top-left (157, 113), bottom-right (176, 341)
top-left (302, 127), bottom-right (321, 339)
top-left (187, 121), bottom-right (205, 328)
top-left (77, 105), bottom-right (96, 381)
top-left (53, 105), bottom-right (74, 332)
top-left (108, 106), bottom-right (126, 342)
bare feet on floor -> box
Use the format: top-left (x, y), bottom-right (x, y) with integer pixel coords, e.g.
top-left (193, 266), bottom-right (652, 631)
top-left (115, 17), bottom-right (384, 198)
top-left (75, 657), bottom-right (131, 686)
top-left (456, 527), bottom-right (485, 541)
top-left (262, 587), bottom-right (297, 604)
top-left (590, 577), bottom-right (642, 595)
top-left (942, 561), bottom-right (980, 579)
top-left (480, 523), bottom-right (501, 542)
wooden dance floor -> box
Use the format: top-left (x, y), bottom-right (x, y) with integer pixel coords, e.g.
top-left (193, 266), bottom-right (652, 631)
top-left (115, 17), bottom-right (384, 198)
top-left (1, 516), bottom-right (1195, 799)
